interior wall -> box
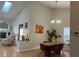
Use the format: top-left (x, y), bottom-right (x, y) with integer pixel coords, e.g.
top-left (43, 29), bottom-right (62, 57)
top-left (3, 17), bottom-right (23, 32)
top-left (12, 2), bottom-right (30, 41)
top-left (71, 1), bottom-right (79, 57)
top-left (12, 1), bottom-right (55, 50)
top-left (28, 2), bottom-right (55, 47)
top-left (51, 8), bottom-right (70, 42)
top-left (12, 1), bottom-right (70, 51)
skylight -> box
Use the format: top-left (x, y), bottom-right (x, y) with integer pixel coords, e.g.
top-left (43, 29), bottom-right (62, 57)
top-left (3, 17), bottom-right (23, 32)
top-left (2, 1), bottom-right (12, 13)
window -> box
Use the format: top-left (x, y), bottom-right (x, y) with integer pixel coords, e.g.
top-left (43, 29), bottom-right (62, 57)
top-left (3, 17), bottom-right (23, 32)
top-left (0, 28), bottom-right (7, 32)
top-left (0, 23), bottom-right (8, 32)
top-left (64, 27), bottom-right (70, 44)
top-left (2, 1), bottom-right (12, 13)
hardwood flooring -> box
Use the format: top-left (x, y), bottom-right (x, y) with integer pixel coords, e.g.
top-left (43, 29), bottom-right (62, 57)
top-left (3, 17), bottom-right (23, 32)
top-left (0, 45), bottom-right (70, 57)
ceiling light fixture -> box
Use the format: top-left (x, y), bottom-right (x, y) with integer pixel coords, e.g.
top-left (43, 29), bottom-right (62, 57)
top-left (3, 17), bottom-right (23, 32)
top-left (56, 20), bottom-right (61, 24)
top-left (0, 20), bottom-right (3, 23)
top-left (51, 20), bottom-right (61, 24)
top-left (51, 20), bottom-right (55, 23)
top-left (51, 1), bottom-right (61, 24)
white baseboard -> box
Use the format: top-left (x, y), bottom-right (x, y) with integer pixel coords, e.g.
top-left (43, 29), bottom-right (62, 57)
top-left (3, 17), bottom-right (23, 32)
top-left (16, 47), bottom-right (40, 52)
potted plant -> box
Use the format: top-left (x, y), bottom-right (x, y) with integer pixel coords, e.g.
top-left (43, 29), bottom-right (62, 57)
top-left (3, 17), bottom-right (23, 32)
top-left (47, 29), bottom-right (58, 42)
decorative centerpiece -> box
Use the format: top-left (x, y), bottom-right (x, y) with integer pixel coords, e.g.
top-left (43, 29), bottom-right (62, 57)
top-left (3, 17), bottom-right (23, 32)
top-left (47, 29), bottom-right (60, 43)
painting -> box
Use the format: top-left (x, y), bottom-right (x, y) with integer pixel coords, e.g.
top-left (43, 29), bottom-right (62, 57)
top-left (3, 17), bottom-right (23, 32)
top-left (36, 24), bottom-right (44, 33)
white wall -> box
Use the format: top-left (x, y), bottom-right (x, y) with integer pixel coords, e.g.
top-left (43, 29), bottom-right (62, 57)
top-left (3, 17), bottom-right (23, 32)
top-left (51, 8), bottom-right (70, 42)
top-left (12, 2), bottom-right (70, 51)
top-left (12, 2), bottom-right (55, 51)
top-left (12, 2), bottom-right (31, 41)
top-left (28, 2), bottom-right (55, 47)
top-left (71, 1), bottom-right (79, 56)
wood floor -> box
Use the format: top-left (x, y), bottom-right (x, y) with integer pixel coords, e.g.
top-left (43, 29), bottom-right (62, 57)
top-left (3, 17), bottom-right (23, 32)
top-left (0, 45), bottom-right (70, 57)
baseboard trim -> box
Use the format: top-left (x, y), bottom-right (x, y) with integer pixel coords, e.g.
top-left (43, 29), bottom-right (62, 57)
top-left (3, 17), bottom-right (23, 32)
top-left (16, 47), bottom-right (40, 52)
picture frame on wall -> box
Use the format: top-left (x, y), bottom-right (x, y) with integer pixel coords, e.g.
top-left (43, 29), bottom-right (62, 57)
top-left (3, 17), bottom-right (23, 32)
top-left (35, 24), bottom-right (44, 33)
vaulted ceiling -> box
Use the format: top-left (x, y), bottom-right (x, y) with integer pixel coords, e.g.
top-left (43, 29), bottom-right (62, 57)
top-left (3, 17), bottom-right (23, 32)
top-left (0, 1), bottom-right (26, 23)
top-left (0, 1), bottom-right (70, 23)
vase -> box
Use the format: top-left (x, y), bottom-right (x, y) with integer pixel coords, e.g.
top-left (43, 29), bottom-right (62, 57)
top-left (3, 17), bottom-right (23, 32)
top-left (52, 37), bottom-right (57, 43)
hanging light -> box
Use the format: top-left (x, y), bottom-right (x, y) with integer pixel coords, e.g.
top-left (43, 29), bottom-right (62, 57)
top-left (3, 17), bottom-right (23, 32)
top-left (56, 20), bottom-right (61, 24)
top-left (51, 1), bottom-right (61, 24)
top-left (51, 20), bottom-right (55, 23)
top-left (0, 20), bottom-right (3, 23)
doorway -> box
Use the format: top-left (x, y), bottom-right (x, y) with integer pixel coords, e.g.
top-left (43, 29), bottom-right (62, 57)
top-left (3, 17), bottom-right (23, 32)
top-left (18, 24), bottom-right (23, 41)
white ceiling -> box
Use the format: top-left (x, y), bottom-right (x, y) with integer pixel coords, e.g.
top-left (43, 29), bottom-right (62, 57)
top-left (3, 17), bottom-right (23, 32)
top-left (39, 1), bottom-right (70, 8)
top-left (0, 1), bottom-right (26, 23)
top-left (0, 1), bottom-right (70, 23)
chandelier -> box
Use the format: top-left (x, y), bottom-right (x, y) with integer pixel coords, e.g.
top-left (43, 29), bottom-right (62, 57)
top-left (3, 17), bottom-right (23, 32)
top-left (51, 1), bottom-right (61, 24)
